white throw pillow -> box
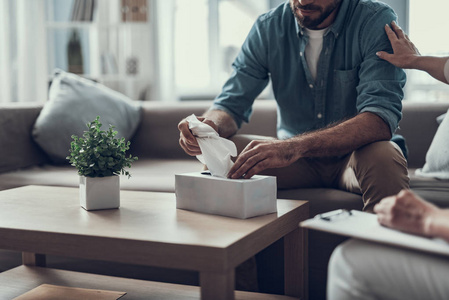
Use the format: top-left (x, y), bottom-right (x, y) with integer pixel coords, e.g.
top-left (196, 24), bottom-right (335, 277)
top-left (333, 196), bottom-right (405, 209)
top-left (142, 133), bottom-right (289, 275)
top-left (32, 70), bottom-right (142, 164)
top-left (415, 110), bottom-right (449, 179)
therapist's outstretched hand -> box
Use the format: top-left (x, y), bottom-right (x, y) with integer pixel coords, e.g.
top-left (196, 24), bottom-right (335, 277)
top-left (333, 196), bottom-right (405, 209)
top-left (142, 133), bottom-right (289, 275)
top-left (178, 117), bottom-right (218, 156)
top-left (376, 21), bottom-right (420, 69)
top-left (227, 139), bottom-right (297, 179)
top-left (374, 189), bottom-right (438, 237)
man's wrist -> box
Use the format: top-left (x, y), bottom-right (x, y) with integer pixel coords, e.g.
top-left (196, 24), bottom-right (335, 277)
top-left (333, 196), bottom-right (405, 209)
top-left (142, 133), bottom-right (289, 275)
top-left (287, 136), bottom-right (307, 161)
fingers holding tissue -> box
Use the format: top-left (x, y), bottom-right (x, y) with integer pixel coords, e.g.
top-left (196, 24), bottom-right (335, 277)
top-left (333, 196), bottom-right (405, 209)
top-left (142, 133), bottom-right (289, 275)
top-left (185, 114), bottom-right (237, 178)
top-left (178, 116), bottom-right (218, 156)
top-left (178, 118), bottom-right (200, 156)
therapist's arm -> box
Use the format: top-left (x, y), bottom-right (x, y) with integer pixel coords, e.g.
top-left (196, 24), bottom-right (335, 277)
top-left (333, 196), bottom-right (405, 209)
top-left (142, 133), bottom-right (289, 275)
top-left (374, 189), bottom-right (449, 242)
top-left (376, 21), bottom-right (449, 84)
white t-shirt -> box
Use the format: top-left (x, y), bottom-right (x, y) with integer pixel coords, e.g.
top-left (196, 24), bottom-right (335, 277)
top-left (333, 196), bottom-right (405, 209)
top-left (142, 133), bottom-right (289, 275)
top-left (304, 28), bottom-right (328, 80)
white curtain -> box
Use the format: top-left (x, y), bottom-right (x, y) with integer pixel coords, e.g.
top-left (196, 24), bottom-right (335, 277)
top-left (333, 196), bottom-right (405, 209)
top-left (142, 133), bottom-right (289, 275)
top-left (152, 0), bottom-right (176, 101)
top-left (0, 0), bottom-right (47, 103)
top-left (0, 0), bottom-right (12, 103)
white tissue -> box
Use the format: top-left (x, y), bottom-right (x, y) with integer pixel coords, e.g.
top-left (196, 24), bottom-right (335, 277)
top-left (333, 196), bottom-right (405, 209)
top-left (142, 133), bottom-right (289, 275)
top-left (186, 114), bottom-right (237, 178)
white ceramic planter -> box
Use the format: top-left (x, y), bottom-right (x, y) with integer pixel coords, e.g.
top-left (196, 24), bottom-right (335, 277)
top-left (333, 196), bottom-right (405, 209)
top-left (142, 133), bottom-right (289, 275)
top-left (79, 175), bottom-right (120, 211)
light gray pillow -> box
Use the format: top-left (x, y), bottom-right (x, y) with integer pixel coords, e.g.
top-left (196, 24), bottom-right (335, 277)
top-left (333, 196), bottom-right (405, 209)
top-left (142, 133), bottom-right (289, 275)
top-left (415, 109), bottom-right (449, 179)
top-left (32, 69), bottom-right (142, 164)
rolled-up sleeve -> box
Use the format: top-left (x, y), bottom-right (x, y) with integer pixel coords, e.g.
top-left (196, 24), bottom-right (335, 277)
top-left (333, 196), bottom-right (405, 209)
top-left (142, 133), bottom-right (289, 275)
top-left (356, 7), bottom-right (406, 135)
top-left (211, 17), bottom-right (270, 128)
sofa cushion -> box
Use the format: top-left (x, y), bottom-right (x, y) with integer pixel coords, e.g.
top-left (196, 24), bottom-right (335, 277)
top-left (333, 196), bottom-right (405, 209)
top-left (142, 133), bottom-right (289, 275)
top-left (408, 169), bottom-right (449, 208)
top-left (32, 70), bottom-right (142, 164)
top-left (415, 110), bottom-right (449, 179)
top-left (277, 188), bottom-right (363, 217)
top-left (413, 189), bottom-right (449, 208)
top-left (0, 104), bottom-right (50, 173)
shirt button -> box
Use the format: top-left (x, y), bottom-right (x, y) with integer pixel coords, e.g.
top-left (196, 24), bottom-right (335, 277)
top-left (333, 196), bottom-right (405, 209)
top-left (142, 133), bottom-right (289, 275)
top-left (309, 84), bottom-right (314, 88)
top-left (317, 113), bottom-right (323, 119)
top-left (300, 52), bottom-right (303, 57)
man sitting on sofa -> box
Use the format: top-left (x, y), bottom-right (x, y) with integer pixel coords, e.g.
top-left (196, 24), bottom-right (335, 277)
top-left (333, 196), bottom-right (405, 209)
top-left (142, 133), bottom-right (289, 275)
top-left (178, 0), bottom-right (410, 212)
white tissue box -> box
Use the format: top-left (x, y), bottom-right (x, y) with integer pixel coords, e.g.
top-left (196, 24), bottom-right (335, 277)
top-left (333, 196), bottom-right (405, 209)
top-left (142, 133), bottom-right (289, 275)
top-left (175, 172), bottom-right (277, 219)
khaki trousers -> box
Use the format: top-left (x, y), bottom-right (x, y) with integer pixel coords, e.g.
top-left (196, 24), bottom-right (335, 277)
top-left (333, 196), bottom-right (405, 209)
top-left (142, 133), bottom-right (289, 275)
top-left (231, 135), bottom-right (410, 212)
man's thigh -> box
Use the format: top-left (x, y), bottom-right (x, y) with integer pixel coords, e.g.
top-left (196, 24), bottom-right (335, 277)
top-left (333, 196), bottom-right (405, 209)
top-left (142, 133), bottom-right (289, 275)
top-left (338, 141), bottom-right (408, 190)
top-left (337, 141), bottom-right (409, 211)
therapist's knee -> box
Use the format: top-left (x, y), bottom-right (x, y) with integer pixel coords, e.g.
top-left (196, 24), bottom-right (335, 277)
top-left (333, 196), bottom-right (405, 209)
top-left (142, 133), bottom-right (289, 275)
top-left (328, 239), bottom-right (369, 281)
top-left (329, 240), bottom-right (351, 274)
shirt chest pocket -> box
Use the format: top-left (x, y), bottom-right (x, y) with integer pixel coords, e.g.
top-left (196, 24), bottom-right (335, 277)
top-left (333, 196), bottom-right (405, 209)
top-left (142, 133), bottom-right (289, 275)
top-left (331, 68), bottom-right (359, 120)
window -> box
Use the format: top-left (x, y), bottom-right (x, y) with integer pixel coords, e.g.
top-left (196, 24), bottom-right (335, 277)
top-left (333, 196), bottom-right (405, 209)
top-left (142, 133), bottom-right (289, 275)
top-left (173, 0), bottom-right (274, 100)
top-left (404, 0), bottom-right (449, 102)
top-left (217, 0), bottom-right (270, 88)
top-left (172, 0), bottom-right (449, 102)
top-left (2, 0), bottom-right (448, 103)
top-left (174, 0), bottom-right (210, 90)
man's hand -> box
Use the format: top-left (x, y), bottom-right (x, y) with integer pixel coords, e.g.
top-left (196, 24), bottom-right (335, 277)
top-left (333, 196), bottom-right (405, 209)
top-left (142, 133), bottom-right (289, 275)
top-left (178, 117), bottom-right (218, 156)
top-left (227, 139), bottom-right (298, 179)
top-left (376, 21), bottom-right (420, 69)
top-left (374, 189), bottom-right (438, 237)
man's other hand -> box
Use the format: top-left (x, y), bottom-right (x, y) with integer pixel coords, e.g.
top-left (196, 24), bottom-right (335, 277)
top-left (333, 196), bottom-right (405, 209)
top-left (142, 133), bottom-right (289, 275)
top-left (227, 139), bottom-right (297, 179)
top-left (178, 117), bottom-right (218, 156)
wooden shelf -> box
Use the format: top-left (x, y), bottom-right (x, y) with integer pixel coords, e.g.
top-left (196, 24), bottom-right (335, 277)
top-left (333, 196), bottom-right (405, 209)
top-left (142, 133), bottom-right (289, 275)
top-left (0, 266), bottom-right (298, 300)
top-left (45, 0), bottom-right (154, 100)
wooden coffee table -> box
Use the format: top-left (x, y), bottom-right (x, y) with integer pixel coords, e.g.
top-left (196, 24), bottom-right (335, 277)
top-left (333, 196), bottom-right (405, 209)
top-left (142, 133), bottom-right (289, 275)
top-left (0, 185), bottom-right (309, 300)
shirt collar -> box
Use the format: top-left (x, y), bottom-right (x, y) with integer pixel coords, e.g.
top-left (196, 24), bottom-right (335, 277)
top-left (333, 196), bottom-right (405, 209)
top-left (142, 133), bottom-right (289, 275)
top-left (295, 0), bottom-right (350, 39)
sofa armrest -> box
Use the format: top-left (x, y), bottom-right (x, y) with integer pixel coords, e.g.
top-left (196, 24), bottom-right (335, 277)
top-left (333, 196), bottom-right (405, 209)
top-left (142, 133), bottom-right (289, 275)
top-left (0, 104), bottom-right (50, 173)
top-left (397, 102), bottom-right (449, 168)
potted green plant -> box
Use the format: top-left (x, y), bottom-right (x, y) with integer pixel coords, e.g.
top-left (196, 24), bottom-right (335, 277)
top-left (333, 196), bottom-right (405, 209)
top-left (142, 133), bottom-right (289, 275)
top-left (67, 116), bottom-right (138, 210)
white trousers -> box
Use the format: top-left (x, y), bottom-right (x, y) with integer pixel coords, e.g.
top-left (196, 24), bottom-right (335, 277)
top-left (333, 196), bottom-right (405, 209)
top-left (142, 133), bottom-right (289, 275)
top-left (327, 239), bottom-right (449, 300)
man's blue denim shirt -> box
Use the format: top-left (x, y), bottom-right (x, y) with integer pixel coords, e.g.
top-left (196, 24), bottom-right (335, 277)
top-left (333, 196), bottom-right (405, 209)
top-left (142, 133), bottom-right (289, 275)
top-left (211, 0), bottom-right (406, 146)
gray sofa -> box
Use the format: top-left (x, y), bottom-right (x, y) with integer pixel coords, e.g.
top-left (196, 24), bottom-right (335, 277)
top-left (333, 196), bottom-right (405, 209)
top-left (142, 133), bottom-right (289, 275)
top-left (1, 100), bottom-right (448, 299)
